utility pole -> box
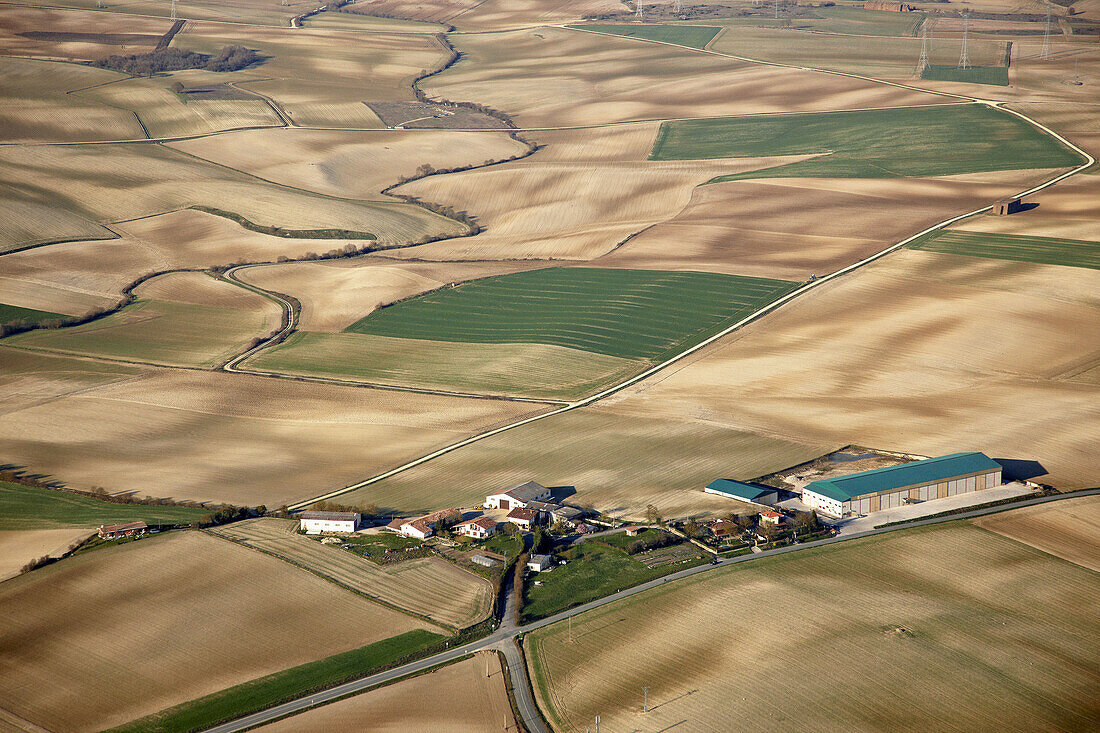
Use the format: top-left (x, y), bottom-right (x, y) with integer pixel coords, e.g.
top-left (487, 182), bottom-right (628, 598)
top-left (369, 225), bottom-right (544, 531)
top-left (635, 0), bottom-right (643, 20)
top-left (1040, 10), bottom-right (1053, 60)
top-left (170, 0), bottom-right (178, 21)
top-left (595, 715), bottom-right (600, 733)
top-left (957, 10), bottom-right (971, 70)
top-left (643, 686), bottom-right (650, 712)
top-left (774, 0), bottom-right (779, 19)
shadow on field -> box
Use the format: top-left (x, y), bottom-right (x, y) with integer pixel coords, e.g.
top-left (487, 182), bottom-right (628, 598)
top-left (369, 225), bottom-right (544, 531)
top-left (994, 458), bottom-right (1047, 482)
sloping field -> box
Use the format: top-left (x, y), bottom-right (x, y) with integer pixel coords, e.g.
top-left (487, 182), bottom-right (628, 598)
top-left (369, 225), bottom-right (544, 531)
top-left (0, 56), bottom-right (146, 143)
top-left (338, 407), bottom-right (827, 518)
top-left (344, 267), bottom-right (799, 361)
top-left (0, 143), bottom-right (465, 250)
top-left (1007, 41), bottom-right (1100, 103)
top-left (241, 331), bottom-right (644, 400)
top-left (175, 22), bottom-right (448, 126)
top-left (2, 272), bottom-right (283, 368)
top-left (76, 77), bottom-right (282, 139)
top-left (253, 652), bottom-right (516, 732)
top-left (7, 0), bottom-right (306, 26)
top-left (974, 495), bottom-right (1100, 571)
top-left (707, 24), bottom-right (1004, 78)
top-left (0, 303), bottom-right (64, 326)
top-left (0, 5), bottom-right (171, 61)
top-left (212, 518), bottom-right (493, 628)
top-left (597, 170), bottom-right (1058, 279)
top-left (0, 481), bottom-right (207, 530)
top-left (0, 527), bottom-right (93, 582)
top-left (595, 248), bottom-right (1100, 489)
top-left (0, 346), bottom-right (147, 416)
top-left (0, 366), bottom-right (545, 506)
top-left (0, 187), bottom-right (114, 255)
top-left (911, 229), bottom-right (1100, 270)
top-left (0, 531), bottom-right (429, 733)
top-left (169, 128), bottom-right (529, 200)
top-left (651, 105), bottom-right (1084, 179)
top-left (0, 209), bottom-right (384, 316)
top-left (388, 145), bottom-right (810, 261)
top-left (573, 23), bottom-right (722, 49)
top-left (236, 258), bottom-right (546, 331)
top-left (525, 522), bottom-right (1100, 732)
top-left (423, 26), bottom-right (950, 128)
top-left (444, 0), bottom-right (624, 31)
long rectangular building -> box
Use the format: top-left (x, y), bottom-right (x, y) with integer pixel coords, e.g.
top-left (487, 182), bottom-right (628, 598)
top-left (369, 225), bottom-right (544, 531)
top-left (802, 452), bottom-right (1002, 517)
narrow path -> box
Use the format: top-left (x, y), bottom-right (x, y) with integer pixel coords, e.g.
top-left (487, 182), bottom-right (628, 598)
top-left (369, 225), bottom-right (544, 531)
top-left (205, 488), bottom-right (1099, 733)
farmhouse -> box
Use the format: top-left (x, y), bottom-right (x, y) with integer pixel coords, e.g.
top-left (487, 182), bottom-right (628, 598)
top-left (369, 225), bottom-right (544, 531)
top-left (759, 510), bottom-right (783, 525)
top-left (299, 511), bottom-right (360, 534)
top-left (98, 521), bottom-right (147, 539)
top-left (506, 507), bottom-right (540, 530)
top-left (485, 481), bottom-right (552, 511)
top-left (802, 452), bottom-right (1003, 517)
top-left (454, 516), bottom-right (499, 540)
top-left (705, 479), bottom-right (778, 506)
top-left (400, 519), bottom-right (434, 540)
top-left (546, 504), bottom-right (585, 528)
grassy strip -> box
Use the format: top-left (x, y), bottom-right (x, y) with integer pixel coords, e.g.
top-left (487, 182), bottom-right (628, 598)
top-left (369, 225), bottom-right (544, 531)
top-left (191, 205), bottom-right (376, 240)
top-left (0, 481), bottom-right (208, 530)
top-left (345, 267), bottom-right (799, 361)
top-left (520, 542), bottom-right (708, 623)
top-left (909, 229), bottom-right (1100, 270)
top-left (921, 64), bottom-right (1009, 87)
top-left (0, 303), bottom-right (66, 327)
top-left (650, 105), bottom-right (1084, 179)
top-left (105, 629), bottom-right (444, 733)
top-left (571, 23), bottom-right (722, 49)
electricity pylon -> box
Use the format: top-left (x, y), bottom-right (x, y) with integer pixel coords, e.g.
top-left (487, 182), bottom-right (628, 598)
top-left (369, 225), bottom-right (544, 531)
top-left (957, 10), bottom-right (971, 70)
top-left (1040, 10), bottom-right (1053, 60)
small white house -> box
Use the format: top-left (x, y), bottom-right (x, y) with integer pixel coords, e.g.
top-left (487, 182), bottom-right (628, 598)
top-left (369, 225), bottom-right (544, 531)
top-left (300, 511), bottom-right (360, 534)
top-left (527, 554), bottom-right (553, 572)
top-left (485, 481), bottom-right (552, 511)
top-left (399, 519), bottom-right (434, 540)
top-left (454, 516), bottom-right (499, 540)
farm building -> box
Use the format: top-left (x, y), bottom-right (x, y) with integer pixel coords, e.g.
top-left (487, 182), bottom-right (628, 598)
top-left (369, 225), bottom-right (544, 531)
top-left (993, 197), bottom-right (1023, 215)
top-left (471, 554), bottom-right (499, 568)
top-left (547, 504), bottom-right (585, 528)
top-left (759, 510), bottom-right (783, 525)
top-left (299, 511), bottom-right (360, 534)
top-left (454, 516), bottom-right (499, 540)
top-left (704, 479), bottom-right (778, 505)
top-left (506, 507), bottom-right (541, 530)
top-left (485, 481), bottom-right (552, 511)
top-left (802, 452), bottom-right (1003, 517)
top-left (528, 554), bottom-right (553, 572)
top-left (98, 521), bottom-right (147, 540)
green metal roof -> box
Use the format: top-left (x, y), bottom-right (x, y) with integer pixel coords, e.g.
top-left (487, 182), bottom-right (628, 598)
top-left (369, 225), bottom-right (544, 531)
top-left (804, 453), bottom-right (1001, 502)
top-left (705, 479), bottom-right (774, 501)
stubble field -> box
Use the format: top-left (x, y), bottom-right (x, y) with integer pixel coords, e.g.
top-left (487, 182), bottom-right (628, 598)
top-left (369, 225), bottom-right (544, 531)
top-left (525, 522), bottom-right (1100, 732)
top-left (2, 271), bottom-right (283, 368)
top-left (0, 530), bottom-right (430, 733)
top-left (0, 363), bottom-right (546, 506)
top-left (974, 494), bottom-right (1100, 571)
top-left (212, 518), bottom-right (494, 628)
top-left (0, 527), bottom-right (93, 581)
top-left (252, 652), bottom-right (517, 732)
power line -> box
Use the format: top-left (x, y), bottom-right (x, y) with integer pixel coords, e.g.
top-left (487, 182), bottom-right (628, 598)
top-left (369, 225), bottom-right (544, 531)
top-left (957, 10), bottom-right (971, 70)
top-left (1041, 10), bottom-right (1053, 60)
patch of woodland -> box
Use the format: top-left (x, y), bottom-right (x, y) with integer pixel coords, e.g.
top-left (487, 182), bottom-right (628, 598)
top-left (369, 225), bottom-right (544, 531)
top-left (92, 45), bottom-right (262, 76)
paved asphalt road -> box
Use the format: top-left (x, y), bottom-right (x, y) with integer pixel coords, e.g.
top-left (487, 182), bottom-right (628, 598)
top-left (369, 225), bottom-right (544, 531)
top-left (205, 489), bottom-right (1096, 733)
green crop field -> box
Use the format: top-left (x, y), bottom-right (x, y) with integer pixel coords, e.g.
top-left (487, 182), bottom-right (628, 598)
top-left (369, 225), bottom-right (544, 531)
top-left (345, 268), bottom-right (799, 361)
top-left (0, 303), bottom-right (65, 326)
top-left (522, 540), bottom-right (707, 622)
top-left (242, 331), bottom-right (645, 400)
top-left (571, 24), bottom-right (722, 50)
top-left (0, 481), bottom-right (208, 530)
top-left (921, 64), bottom-right (1009, 86)
top-left (3, 299), bottom-right (279, 368)
top-left (651, 104), bottom-right (1084, 180)
top-left (106, 629), bottom-right (443, 733)
top-left (910, 230), bottom-right (1100, 270)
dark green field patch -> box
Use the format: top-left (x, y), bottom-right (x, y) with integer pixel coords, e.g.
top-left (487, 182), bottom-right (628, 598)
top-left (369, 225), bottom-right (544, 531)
top-left (0, 481), bottom-right (209, 530)
top-left (921, 64), bottom-right (1009, 86)
top-left (910, 230), bottom-right (1100, 270)
top-left (345, 267), bottom-right (799, 361)
top-left (570, 23), bottom-right (722, 49)
top-left (0, 303), bottom-right (65, 326)
top-left (650, 104), bottom-right (1084, 180)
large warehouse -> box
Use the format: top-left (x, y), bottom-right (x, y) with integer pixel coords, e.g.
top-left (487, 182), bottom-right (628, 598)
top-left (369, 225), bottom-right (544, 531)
top-left (802, 452), bottom-right (1003, 517)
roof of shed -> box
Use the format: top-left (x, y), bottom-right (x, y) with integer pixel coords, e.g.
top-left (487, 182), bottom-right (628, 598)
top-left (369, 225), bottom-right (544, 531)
top-left (804, 452), bottom-right (1001, 502)
top-left (705, 479), bottom-right (774, 501)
